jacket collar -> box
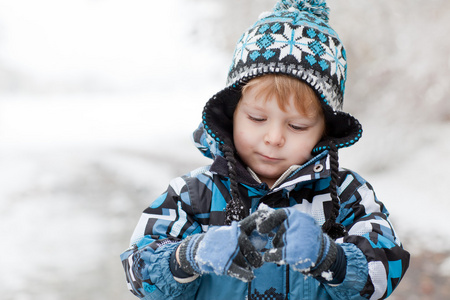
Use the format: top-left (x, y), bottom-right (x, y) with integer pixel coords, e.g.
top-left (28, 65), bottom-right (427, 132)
top-left (210, 150), bottom-right (331, 192)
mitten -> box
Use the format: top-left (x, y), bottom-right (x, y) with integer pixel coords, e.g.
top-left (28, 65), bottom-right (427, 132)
top-left (177, 214), bottom-right (264, 282)
top-left (257, 207), bottom-right (338, 276)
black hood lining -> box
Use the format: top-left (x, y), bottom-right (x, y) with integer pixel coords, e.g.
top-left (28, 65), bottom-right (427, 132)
top-left (202, 86), bottom-right (241, 146)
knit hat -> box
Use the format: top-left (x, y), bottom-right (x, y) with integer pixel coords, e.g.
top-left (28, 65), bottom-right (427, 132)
top-left (201, 0), bottom-right (362, 238)
top-left (202, 0), bottom-right (362, 151)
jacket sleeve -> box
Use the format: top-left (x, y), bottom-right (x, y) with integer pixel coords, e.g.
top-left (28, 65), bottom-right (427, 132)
top-left (120, 175), bottom-right (204, 299)
top-left (324, 170), bottom-right (410, 300)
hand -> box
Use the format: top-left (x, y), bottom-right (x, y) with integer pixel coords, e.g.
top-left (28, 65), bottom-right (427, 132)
top-left (257, 207), bottom-right (337, 275)
top-left (177, 213), bottom-right (264, 282)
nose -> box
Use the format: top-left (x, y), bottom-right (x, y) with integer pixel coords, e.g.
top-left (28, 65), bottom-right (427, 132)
top-left (264, 125), bottom-right (285, 147)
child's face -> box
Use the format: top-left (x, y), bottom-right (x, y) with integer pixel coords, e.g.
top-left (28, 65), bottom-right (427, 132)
top-left (233, 84), bottom-right (325, 188)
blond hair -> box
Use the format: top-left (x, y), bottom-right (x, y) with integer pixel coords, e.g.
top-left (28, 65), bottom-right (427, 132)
top-left (240, 74), bottom-right (323, 119)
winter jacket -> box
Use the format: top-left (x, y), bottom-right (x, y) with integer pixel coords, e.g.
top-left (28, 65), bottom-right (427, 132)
top-left (120, 126), bottom-right (410, 299)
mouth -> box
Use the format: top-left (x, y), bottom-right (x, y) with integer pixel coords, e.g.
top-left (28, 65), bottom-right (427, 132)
top-left (259, 153), bottom-right (282, 162)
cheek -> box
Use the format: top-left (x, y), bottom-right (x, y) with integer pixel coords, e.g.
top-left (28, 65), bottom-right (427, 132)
top-left (234, 125), bottom-right (261, 156)
top-left (233, 115), bottom-right (251, 149)
top-left (311, 125), bottom-right (326, 144)
top-left (233, 128), bottom-right (249, 151)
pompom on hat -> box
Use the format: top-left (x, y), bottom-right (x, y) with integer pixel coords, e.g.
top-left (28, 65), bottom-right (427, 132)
top-left (202, 0), bottom-right (362, 152)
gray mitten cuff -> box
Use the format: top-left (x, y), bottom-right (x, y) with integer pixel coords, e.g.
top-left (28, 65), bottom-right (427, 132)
top-left (177, 234), bottom-right (204, 275)
top-left (308, 234), bottom-right (338, 277)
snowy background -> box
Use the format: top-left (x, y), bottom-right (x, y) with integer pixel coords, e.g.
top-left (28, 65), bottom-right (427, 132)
top-left (0, 0), bottom-right (449, 299)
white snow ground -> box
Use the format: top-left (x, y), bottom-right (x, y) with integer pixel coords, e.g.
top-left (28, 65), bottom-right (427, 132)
top-left (0, 0), bottom-right (449, 299)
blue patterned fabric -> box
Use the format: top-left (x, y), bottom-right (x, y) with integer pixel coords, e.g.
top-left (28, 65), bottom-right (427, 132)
top-left (120, 127), bottom-right (409, 299)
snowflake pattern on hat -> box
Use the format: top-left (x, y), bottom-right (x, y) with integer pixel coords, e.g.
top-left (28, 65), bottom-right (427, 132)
top-left (227, 8), bottom-right (347, 111)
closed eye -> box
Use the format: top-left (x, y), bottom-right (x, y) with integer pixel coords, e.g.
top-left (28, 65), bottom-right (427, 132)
top-left (248, 115), bottom-right (266, 122)
top-left (289, 124), bottom-right (307, 131)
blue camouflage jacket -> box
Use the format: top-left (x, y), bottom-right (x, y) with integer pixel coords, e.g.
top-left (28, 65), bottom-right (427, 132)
top-left (120, 126), bottom-right (410, 299)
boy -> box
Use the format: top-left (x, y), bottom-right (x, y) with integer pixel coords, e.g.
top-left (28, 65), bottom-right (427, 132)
top-left (121, 1), bottom-right (410, 299)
